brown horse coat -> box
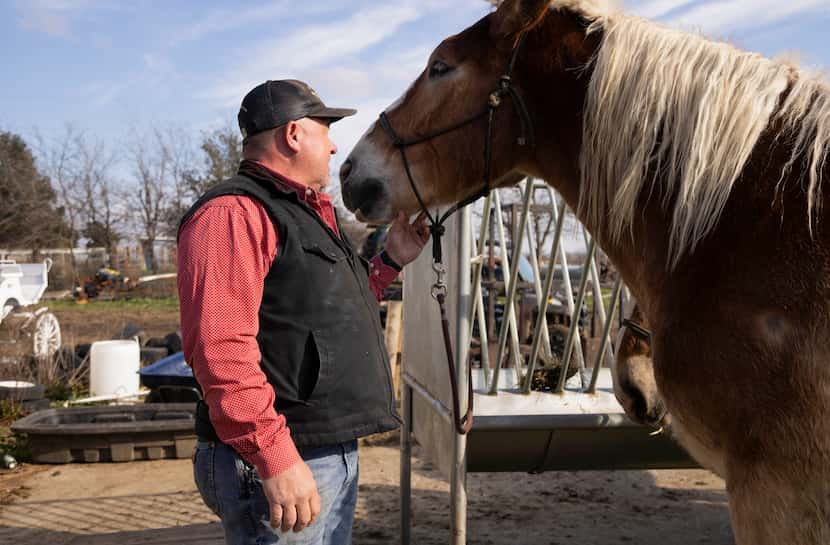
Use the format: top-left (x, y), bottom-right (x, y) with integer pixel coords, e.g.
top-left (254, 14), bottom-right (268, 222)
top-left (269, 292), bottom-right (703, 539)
top-left (341, 1), bottom-right (830, 542)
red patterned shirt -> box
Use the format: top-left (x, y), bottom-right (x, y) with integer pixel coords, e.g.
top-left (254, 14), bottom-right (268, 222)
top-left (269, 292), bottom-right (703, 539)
top-left (177, 163), bottom-right (399, 479)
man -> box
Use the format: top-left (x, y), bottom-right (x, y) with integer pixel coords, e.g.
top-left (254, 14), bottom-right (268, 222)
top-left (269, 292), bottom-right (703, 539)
top-left (177, 79), bottom-right (429, 545)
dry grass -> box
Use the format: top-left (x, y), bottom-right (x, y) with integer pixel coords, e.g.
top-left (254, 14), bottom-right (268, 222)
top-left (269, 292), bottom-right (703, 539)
top-left (46, 297), bottom-right (180, 347)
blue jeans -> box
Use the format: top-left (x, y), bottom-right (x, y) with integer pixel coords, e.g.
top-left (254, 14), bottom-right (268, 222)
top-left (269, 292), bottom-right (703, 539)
top-left (193, 439), bottom-right (359, 545)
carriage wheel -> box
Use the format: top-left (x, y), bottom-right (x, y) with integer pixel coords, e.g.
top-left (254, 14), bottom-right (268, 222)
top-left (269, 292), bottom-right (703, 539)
top-left (32, 312), bottom-right (61, 359)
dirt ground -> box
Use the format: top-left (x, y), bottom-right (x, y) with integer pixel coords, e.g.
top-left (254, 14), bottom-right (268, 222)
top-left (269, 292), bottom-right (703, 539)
top-left (0, 298), bottom-right (734, 543)
top-left (0, 436), bottom-right (733, 545)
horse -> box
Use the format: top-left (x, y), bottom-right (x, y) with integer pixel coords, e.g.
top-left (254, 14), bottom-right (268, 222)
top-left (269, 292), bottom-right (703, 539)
top-left (611, 304), bottom-right (664, 428)
top-left (339, 0), bottom-right (830, 542)
top-left (612, 303), bottom-right (731, 478)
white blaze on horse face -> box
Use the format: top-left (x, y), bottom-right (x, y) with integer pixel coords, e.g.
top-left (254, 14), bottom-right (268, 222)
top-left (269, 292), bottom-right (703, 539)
top-left (346, 82), bottom-right (434, 222)
top-left (346, 121), bottom-right (410, 222)
top-left (350, 119), bottom-right (384, 174)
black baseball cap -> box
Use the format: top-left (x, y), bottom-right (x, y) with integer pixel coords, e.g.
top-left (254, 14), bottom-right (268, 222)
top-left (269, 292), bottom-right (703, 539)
top-left (237, 79), bottom-right (357, 139)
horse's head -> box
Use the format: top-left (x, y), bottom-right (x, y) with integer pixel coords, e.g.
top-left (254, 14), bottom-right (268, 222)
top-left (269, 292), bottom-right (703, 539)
top-left (341, 0), bottom-right (604, 222)
top-left (611, 306), bottom-right (668, 428)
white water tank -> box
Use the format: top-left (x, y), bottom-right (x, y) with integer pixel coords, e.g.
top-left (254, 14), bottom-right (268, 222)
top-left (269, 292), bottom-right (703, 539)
top-left (89, 340), bottom-right (140, 397)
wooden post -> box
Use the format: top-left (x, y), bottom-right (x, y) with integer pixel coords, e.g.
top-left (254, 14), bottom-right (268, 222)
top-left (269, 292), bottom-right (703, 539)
top-left (384, 301), bottom-right (403, 400)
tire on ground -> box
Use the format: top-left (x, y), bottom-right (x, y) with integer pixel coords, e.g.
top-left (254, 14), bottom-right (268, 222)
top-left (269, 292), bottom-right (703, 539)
top-left (0, 381), bottom-right (45, 402)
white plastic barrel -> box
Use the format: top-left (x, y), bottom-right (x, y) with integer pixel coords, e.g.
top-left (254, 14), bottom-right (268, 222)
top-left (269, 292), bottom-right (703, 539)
top-left (89, 340), bottom-right (140, 397)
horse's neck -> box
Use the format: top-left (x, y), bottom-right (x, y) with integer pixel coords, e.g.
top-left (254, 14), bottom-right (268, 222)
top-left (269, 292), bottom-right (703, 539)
top-left (535, 162), bottom-right (670, 318)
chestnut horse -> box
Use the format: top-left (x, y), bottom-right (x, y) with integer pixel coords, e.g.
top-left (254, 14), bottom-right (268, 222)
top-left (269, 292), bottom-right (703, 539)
top-left (340, 0), bottom-right (830, 542)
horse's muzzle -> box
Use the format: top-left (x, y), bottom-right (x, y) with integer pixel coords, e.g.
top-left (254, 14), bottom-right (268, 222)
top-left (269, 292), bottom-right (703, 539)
top-left (340, 163), bottom-right (390, 222)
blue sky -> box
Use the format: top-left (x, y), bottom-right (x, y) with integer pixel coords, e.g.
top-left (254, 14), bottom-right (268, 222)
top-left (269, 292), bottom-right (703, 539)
top-left (1, 0), bottom-right (828, 176)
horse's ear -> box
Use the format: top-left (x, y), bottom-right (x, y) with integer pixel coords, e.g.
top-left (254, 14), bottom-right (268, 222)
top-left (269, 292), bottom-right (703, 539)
top-left (490, 0), bottom-right (551, 39)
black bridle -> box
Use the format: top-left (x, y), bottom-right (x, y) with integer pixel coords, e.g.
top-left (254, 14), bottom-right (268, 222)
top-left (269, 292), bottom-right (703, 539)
top-left (378, 32), bottom-right (534, 263)
top-left (621, 318), bottom-right (652, 341)
top-left (377, 33), bottom-right (535, 435)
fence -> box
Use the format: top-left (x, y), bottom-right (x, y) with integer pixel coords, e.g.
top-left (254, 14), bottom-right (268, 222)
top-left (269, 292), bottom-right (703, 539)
top-left (0, 239), bottom-right (178, 290)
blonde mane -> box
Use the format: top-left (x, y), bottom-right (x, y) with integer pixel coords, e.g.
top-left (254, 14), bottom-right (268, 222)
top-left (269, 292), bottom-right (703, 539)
top-left (575, 12), bottom-right (830, 267)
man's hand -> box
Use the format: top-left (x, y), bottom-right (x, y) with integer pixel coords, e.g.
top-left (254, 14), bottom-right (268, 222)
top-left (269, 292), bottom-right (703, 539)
top-left (261, 461), bottom-right (321, 533)
top-left (384, 212), bottom-right (430, 268)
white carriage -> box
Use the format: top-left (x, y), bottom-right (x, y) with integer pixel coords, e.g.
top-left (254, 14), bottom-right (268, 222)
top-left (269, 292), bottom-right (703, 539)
top-left (0, 259), bottom-right (62, 360)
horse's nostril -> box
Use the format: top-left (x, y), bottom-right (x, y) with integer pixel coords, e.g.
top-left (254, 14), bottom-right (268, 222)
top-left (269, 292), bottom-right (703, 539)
top-left (340, 160), bottom-right (353, 182)
top-left (622, 380), bottom-right (650, 423)
top-left (344, 177), bottom-right (386, 216)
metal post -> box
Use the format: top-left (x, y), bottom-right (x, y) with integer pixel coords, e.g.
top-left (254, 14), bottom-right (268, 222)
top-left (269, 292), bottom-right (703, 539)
top-left (522, 198), bottom-right (567, 393)
top-left (451, 208), bottom-right (472, 545)
top-left (585, 232), bottom-right (615, 368)
top-left (491, 190), bottom-right (523, 382)
top-left (400, 383), bottom-right (413, 545)
top-left (588, 277), bottom-right (623, 393)
top-left (488, 181), bottom-right (533, 394)
top-left (551, 208), bottom-right (587, 371)
top-left (556, 239), bottom-right (596, 392)
top-left (524, 195), bottom-right (552, 363)
top-left (469, 194), bottom-right (494, 384)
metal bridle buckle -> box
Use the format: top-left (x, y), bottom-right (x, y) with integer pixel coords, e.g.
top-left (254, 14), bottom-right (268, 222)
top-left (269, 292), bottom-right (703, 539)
top-left (431, 262), bottom-right (447, 299)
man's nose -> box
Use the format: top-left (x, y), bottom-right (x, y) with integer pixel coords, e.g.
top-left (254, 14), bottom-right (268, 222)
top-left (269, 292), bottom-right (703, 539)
top-left (330, 141), bottom-right (338, 155)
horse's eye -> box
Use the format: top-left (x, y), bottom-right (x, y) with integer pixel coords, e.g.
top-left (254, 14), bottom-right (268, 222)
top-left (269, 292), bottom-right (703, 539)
top-left (429, 59), bottom-right (452, 79)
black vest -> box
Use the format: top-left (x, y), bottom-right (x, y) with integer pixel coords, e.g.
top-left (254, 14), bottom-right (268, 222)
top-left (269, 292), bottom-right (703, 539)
top-left (179, 174), bottom-right (400, 448)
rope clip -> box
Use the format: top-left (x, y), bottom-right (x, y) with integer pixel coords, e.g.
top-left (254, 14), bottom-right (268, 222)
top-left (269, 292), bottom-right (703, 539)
top-left (431, 262), bottom-right (447, 299)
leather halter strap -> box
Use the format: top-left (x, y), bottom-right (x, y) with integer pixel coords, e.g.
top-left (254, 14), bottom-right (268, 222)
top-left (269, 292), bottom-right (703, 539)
top-left (621, 318), bottom-right (652, 341)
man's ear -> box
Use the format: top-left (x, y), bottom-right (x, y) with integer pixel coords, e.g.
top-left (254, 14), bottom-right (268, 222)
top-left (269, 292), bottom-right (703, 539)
top-left (282, 121), bottom-right (301, 154)
top-left (490, 0), bottom-right (551, 39)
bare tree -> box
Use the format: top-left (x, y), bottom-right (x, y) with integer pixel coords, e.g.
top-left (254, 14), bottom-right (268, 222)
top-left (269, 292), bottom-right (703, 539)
top-left (160, 122), bottom-right (241, 237)
top-left (35, 126), bottom-right (127, 277)
top-left (129, 130), bottom-right (169, 273)
top-left (127, 127), bottom-right (193, 272)
top-left (162, 128), bottom-right (198, 237)
top-left (184, 123), bottom-right (242, 198)
top-left (33, 126), bottom-right (85, 276)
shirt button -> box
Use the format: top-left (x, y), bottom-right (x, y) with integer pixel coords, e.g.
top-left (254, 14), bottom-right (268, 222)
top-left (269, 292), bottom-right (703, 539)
top-left (375, 269), bottom-right (380, 276)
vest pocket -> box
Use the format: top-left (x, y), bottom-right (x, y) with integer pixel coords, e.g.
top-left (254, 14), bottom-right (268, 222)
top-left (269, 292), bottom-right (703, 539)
top-left (307, 327), bottom-right (334, 402)
top-left (295, 330), bottom-right (321, 404)
top-left (269, 327), bottom-right (320, 408)
top-left (274, 328), bottom-right (334, 407)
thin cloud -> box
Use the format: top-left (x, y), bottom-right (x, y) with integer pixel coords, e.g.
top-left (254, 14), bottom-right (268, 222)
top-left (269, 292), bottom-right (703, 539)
top-left (168, 1), bottom-right (337, 47)
top-left (86, 52), bottom-right (178, 107)
top-left (16, 0), bottom-right (80, 37)
top-left (15, 0), bottom-right (114, 38)
top-left (628, 0), bottom-right (695, 20)
top-left (204, 1), bottom-right (435, 106)
top-left (667, 0), bottom-right (830, 35)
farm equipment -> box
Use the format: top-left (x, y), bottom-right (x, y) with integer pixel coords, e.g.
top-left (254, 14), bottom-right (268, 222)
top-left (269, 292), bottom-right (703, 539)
top-left (73, 267), bottom-right (178, 301)
top-left (74, 265), bottom-right (128, 300)
top-left (0, 259), bottom-right (62, 360)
